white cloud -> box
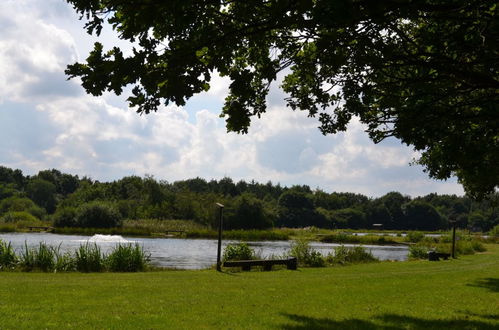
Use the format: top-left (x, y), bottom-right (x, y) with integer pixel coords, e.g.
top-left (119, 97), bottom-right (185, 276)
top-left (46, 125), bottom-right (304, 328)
top-left (0, 2), bottom-right (79, 103)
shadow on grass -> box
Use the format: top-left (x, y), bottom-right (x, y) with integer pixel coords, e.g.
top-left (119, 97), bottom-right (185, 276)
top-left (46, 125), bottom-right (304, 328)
top-left (216, 269), bottom-right (240, 276)
top-left (463, 312), bottom-right (499, 321)
top-left (280, 313), bottom-right (498, 329)
top-left (467, 278), bottom-right (499, 292)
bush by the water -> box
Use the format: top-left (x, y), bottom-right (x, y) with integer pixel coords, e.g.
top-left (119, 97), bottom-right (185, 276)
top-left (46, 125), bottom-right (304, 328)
top-left (223, 243), bottom-right (255, 261)
top-left (288, 239), bottom-right (325, 267)
top-left (0, 240), bottom-right (150, 272)
top-left (489, 224), bottom-right (499, 237)
top-left (409, 245), bottom-right (429, 259)
top-left (288, 240), bottom-right (378, 267)
top-left (0, 211), bottom-right (47, 231)
top-left (406, 231), bottom-right (425, 243)
top-left (409, 238), bottom-right (486, 259)
top-left (327, 245), bottom-right (378, 265)
top-left (1, 211), bottom-right (39, 223)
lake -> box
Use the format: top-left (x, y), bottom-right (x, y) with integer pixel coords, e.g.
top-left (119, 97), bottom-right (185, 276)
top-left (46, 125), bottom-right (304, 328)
top-left (0, 233), bottom-right (409, 269)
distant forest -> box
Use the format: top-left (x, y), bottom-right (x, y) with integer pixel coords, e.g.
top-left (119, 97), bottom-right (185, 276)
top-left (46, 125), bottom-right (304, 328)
top-left (0, 166), bottom-right (497, 232)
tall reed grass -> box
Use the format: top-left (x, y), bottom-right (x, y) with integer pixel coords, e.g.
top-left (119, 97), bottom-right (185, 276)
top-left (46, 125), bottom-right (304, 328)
top-left (107, 244), bottom-right (150, 272)
top-left (0, 239), bottom-right (17, 270)
top-left (75, 243), bottom-right (105, 272)
top-left (19, 242), bottom-right (55, 272)
top-left (0, 241), bottom-right (151, 273)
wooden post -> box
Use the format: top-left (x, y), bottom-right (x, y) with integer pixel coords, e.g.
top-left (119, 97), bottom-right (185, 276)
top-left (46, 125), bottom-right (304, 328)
top-left (451, 222), bottom-right (457, 259)
top-left (216, 203), bottom-right (224, 271)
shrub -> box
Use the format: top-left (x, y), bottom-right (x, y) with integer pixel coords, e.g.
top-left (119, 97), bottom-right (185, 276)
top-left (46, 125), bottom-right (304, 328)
top-left (454, 242), bottom-right (474, 255)
top-left (344, 246), bottom-right (377, 263)
top-left (107, 244), bottom-right (150, 272)
top-left (223, 243), bottom-right (255, 261)
top-left (327, 245), bottom-right (378, 265)
top-left (288, 239), bottom-right (326, 267)
top-left (489, 224), bottom-right (499, 237)
top-left (75, 243), bottom-right (105, 272)
top-left (470, 240), bottom-right (486, 252)
top-left (0, 196), bottom-right (40, 214)
top-left (76, 202), bottom-right (122, 228)
top-left (0, 211), bottom-right (39, 223)
top-left (409, 245), bottom-right (429, 259)
top-left (406, 231), bottom-right (425, 243)
top-left (26, 206), bottom-right (46, 220)
top-left (417, 239), bottom-right (486, 258)
top-left (0, 239), bottom-right (17, 270)
top-left (452, 241), bottom-right (486, 255)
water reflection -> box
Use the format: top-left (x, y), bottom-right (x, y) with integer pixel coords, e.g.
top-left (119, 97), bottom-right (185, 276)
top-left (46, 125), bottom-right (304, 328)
top-left (0, 233), bottom-right (409, 269)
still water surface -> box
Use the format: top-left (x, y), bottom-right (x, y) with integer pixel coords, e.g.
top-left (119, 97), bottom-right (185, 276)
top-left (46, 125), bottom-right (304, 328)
top-left (0, 233), bottom-right (409, 269)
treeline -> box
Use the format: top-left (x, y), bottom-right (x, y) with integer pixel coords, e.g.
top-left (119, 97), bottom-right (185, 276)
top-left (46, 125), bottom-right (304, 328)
top-left (0, 166), bottom-right (498, 232)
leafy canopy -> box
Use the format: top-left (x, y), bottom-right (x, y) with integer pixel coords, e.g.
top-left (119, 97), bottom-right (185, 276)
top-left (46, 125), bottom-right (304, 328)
top-left (65, 0), bottom-right (498, 198)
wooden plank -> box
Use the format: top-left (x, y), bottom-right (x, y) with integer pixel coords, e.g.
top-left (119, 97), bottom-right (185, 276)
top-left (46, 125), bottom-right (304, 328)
top-left (27, 226), bottom-right (54, 231)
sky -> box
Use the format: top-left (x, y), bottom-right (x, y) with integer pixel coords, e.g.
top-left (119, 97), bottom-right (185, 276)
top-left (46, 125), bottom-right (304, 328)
top-left (0, 0), bottom-right (465, 198)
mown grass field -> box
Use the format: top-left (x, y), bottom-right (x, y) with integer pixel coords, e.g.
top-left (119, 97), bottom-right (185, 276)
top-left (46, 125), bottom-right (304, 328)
top-left (0, 246), bottom-right (498, 329)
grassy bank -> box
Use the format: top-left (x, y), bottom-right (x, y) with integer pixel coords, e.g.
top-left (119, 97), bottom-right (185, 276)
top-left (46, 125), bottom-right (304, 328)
top-left (0, 245), bottom-right (498, 329)
top-left (2, 220), bottom-right (496, 246)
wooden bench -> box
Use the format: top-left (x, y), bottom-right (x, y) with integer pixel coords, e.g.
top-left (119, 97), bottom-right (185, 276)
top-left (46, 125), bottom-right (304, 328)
top-left (428, 251), bottom-right (451, 261)
top-left (27, 226), bottom-right (54, 232)
top-left (223, 257), bottom-right (297, 271)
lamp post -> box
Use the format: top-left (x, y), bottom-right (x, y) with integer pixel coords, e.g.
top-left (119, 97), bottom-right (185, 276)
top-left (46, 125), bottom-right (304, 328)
top-left (449, 219), bottom-right (457, 259)
top-left (216, 203), bottom-right (224, 271)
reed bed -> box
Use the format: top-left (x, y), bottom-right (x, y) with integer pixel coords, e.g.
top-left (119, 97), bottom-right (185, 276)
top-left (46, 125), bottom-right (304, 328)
top-left (0, 239), bottom-right (150, 272)
top-left (318, 233), bottom-right (399, 245)
top-left (186, 229), bottom-right (289, 241)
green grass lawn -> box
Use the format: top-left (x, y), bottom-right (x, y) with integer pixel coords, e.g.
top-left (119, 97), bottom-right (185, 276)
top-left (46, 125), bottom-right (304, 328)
top-left (1, 246), bottom-right (498, 329)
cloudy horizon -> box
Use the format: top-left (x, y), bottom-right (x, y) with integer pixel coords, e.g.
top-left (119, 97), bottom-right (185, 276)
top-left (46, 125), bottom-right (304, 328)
top-left (0, 0), bottom-right (464, 198)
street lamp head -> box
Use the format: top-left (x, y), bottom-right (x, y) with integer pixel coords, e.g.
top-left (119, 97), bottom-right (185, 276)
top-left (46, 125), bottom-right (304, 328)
top-left (216, 203), bottom-right (224, 208)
